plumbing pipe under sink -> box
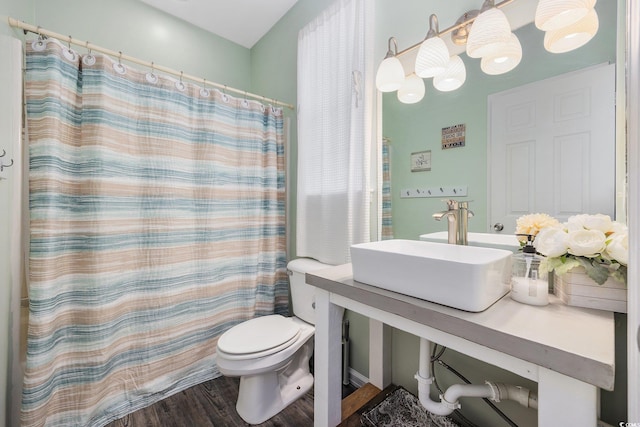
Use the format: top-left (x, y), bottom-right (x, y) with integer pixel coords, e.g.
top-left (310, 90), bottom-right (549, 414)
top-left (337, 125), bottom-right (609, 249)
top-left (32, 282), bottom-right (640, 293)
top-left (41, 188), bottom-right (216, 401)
top-left (415, 338), bottom-right (538, 416)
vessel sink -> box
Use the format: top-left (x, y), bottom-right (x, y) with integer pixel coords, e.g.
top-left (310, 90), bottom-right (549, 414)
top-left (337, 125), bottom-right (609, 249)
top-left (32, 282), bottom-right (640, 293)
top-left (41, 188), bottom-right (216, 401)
top-left (420, 232), bottom-right (521, 253)
top-left (350, 239), bottom-right (512, 312)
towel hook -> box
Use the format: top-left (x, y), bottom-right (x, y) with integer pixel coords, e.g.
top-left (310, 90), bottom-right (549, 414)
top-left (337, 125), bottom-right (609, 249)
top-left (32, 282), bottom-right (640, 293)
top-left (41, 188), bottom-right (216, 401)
top-left (1, 158), bottom-right (14, 172)
top-left (0, 150), bottom-right (14, 172)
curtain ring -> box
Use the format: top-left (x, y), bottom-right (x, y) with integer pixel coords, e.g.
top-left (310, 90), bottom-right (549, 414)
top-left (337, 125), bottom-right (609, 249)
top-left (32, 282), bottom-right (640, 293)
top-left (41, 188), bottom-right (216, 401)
top-left (145, 61), bottom-right (158, 84)
top-left (175, 71), bottom-right (186, 91)
top-left (200, 79), bottom-right (210, 97)
top-left (82, 40), bottom-right (96, 66)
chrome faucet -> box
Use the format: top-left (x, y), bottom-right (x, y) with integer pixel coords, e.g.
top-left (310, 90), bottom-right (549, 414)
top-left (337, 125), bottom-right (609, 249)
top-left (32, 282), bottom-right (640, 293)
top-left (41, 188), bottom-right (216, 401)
top-left (432, 200), bottom-right (474, 245)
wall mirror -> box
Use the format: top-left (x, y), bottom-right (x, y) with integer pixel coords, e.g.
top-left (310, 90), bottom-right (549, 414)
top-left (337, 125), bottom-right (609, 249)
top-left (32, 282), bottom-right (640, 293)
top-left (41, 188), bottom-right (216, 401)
top-left (379, 0), bottom-right (624, 240)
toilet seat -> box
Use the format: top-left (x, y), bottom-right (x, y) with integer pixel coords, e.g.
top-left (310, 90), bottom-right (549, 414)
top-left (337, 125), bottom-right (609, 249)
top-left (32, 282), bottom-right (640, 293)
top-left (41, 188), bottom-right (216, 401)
top-left (217, 315), bottom-right (301, 360)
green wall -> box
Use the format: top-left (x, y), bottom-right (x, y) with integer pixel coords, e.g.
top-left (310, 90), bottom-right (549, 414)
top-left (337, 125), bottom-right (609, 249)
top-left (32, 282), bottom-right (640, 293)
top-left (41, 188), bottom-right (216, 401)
top-left (250, 0), bottom-right (334, 260)
top-left (1, 0), bottom-right (253, 90)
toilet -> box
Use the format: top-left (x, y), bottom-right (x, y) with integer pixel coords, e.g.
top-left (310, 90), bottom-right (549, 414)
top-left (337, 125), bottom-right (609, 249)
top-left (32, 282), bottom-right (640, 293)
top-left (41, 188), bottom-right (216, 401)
top-left (215, 258), bottom-right (335, 425)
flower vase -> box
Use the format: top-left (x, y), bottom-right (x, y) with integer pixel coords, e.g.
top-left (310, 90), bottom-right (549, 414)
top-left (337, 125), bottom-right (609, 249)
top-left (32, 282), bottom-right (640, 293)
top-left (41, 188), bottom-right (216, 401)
top-left (554, 266), bottom-right (627, 313)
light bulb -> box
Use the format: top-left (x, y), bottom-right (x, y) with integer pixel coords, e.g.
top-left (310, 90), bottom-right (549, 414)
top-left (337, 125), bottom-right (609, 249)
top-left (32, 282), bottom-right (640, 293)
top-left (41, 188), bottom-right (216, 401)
top-left (433, 55), bottom-right (466, 92)
top-left (481, 33), bottom-right (522, 75)
top-left (415, 36), bottom-right (450, 78)
top-left (397, 73), bottom-right (426, 104)
top-left (535, 0), bottom-right (594, 32)
top-left (544, 8), bottom-right (599, 53)
top-left (376, 56), bottom-right (405, 92)
top-left (466, 7), bottom-right (512, 59)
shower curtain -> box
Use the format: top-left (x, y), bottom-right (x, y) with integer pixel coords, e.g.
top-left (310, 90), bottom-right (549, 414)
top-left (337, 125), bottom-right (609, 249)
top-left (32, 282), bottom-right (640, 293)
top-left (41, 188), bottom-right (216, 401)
top-left (22, 38), bottom-right (288, 427)
top-left (381, 139), bottom-right (393, 240)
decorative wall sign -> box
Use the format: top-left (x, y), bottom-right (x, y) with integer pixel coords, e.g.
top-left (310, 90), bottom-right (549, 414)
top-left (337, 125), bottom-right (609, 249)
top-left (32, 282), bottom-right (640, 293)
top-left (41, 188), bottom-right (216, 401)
top-left (441, 124), bottom-right (466, 149)
top-left (410, 150), bottom-right (431, 172)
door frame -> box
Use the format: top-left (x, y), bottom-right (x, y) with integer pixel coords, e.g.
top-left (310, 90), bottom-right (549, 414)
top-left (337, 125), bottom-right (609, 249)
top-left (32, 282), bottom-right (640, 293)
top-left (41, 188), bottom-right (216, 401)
top-left (626, 0), bottom-right (639, 421)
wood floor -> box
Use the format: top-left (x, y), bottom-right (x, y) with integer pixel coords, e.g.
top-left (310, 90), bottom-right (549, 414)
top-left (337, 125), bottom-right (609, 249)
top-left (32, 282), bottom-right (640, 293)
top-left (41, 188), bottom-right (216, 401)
top-left (106, 375), bottom-right (366, 427)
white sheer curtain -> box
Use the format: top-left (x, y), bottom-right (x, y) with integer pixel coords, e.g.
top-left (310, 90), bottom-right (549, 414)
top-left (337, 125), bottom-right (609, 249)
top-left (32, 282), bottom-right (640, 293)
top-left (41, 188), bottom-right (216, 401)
top-left (296, 0), bottom-right (374, 265)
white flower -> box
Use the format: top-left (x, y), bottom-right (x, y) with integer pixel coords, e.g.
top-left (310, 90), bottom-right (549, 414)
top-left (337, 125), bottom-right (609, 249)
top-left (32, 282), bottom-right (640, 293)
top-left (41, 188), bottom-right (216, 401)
top-left (515, 213), bottom-right (560, 241)
top-left (566, 229), bottom-right (607, 258)
top-left (609, 221), bottom-right (628, 235)
top-left (534, 227), bottom-right (569, 258)
top-left (519, 213), bottom-right (628, 286)
top-left (605, 233), bottom-right (628, 265)
top-left (582, 214), bottom-right (613, 233)
top-left (567, 214), bottom-right (615, 233)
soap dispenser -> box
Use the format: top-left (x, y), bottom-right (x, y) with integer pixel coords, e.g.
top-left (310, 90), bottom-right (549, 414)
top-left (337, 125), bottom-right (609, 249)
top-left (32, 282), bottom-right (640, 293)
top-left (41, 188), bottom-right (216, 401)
top-left (510, 234), bottom-right (549, 306)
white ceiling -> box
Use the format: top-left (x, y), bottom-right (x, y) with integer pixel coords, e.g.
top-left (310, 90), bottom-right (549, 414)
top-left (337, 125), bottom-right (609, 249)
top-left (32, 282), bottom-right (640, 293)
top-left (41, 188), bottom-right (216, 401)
top-left (139, 0), bottom-right (300, 49)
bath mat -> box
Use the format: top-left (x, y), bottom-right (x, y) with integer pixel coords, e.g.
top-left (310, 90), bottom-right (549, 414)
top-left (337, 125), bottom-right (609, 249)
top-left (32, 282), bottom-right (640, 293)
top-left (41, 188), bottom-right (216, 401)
top-left (361, 387), bottom-right (460, 427)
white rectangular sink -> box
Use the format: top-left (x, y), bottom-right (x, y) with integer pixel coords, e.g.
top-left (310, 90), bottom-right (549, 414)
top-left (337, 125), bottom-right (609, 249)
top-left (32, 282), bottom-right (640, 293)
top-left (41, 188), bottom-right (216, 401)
top-left (420, 232), bottom-right (521, 253)
top-left (350, 239), bottom-right (512, 312)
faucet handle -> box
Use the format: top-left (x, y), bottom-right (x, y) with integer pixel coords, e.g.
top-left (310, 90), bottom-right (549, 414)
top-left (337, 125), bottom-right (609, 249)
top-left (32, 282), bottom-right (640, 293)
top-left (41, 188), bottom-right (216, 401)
top-left (444, 199), bottom-right (458, 210)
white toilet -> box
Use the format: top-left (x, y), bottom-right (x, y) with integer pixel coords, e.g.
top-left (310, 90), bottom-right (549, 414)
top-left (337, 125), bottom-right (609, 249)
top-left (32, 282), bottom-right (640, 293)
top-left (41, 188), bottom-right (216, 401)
top-left (215, 258), bottom-right (334, 425)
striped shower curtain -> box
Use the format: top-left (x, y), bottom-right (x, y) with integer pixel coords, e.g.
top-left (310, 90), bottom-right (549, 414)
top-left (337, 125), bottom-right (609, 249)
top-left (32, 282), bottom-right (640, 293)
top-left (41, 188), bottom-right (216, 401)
top-left (23, 39), bottom-right (288, 427)
top-left (381, 139), bottom-right (393, 240)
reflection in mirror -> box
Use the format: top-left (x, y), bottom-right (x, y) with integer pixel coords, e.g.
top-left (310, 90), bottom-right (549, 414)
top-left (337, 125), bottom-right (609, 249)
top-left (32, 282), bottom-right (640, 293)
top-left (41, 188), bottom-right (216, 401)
top-left (381, 0), bottom-right (621, 240)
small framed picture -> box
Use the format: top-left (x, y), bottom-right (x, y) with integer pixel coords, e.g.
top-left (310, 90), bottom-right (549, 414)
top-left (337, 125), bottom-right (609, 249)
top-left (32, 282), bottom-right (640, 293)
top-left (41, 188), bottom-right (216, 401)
top-left (411, 150), bottom-right (431, 172)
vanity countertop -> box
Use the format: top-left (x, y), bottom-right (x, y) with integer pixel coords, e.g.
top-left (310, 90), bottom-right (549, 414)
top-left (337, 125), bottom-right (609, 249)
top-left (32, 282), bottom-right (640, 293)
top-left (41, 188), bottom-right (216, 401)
top-left (306, 263), bottom-right (615, 391)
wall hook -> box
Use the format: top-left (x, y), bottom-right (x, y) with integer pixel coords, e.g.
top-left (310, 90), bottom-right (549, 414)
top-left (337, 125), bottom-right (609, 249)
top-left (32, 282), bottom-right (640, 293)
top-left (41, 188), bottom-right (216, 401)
top-left (0, 157), bottom-right (14, 172)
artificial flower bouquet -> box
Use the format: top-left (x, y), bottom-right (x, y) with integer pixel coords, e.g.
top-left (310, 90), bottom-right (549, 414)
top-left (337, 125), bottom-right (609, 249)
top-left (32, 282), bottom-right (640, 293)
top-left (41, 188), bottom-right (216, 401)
top-left (515, 213), bottom-right (628, 286)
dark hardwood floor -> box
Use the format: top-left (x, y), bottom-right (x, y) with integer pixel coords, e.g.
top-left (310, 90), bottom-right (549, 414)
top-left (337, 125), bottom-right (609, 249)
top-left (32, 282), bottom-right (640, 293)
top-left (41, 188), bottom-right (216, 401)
top-left (106, 376), bottom-right (315, 427)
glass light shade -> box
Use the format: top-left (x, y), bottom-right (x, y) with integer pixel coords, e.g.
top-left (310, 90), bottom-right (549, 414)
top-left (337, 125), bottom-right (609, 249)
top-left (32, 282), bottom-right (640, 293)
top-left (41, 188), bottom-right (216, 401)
top-left (376, 56), bottom-right (405, 92)
top-left (433, 55), bottom-right (466, 92)
top-left (535, 0), bottom-right (593, 32)
top-left (466, 7), bottom-right (512, 59)
top-left (397, 73), bottom-right (425, 104)
top-left (544, 8), bottom-right (599, 53)
top-left (415, 36), bottom-right (450, 78)
top-left (480, 33), bottom-right (522, 75)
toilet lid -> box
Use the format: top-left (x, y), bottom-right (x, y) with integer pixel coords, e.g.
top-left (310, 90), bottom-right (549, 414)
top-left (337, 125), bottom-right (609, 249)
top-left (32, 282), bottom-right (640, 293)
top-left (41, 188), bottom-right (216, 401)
top-left (217, 314), bottom-right (301, 356)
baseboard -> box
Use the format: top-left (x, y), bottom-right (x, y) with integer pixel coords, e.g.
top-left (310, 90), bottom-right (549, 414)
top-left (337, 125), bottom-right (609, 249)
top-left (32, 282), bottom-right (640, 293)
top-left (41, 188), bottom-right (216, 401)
top-left (348, 368), bottom-right (368, 388)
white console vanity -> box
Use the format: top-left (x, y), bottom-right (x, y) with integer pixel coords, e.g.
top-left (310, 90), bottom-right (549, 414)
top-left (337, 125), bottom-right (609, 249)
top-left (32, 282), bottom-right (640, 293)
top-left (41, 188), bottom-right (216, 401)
top-left (307, 263), bottom-right (615, 427)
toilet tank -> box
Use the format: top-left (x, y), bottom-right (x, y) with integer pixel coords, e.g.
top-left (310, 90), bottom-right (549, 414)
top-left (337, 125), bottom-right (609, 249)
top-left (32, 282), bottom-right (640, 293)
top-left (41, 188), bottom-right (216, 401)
top-left (287, 258), bottom-right (332, 325)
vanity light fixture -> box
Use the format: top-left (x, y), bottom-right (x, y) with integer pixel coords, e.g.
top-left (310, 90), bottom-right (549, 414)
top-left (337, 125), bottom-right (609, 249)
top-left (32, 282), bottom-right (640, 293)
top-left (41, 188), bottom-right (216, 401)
top-left (433, 55), bottom-right (466, 92)
top-left (466, 0), bottom-right (513, 59)
top-left (375, 37), bottom-right (405, 92)
top-left (451, 11), bottom-right (480, 46)
top-left (535, 0), bottom-right (595, 32)
top-left (480, 33), bottom-right (522, 75)
top-left (415, 15), bottom-right (451, 78)
top-left (375, 0), bottom-right (601, 100)
top-left (544, 7), bottom-right (599, 53)
top-left (397, 73), bottom-right (426, 104)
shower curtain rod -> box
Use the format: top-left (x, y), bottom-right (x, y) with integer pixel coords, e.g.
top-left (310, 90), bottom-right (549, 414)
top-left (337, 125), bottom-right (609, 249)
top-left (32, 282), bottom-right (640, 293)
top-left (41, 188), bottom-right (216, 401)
top-left (7, 17), bottom-right (295, 110)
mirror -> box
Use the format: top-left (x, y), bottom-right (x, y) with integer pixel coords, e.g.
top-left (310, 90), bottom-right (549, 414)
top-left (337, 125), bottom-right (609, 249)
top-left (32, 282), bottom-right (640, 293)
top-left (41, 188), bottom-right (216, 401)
top-left (379, 0), bottom-right (622, 240)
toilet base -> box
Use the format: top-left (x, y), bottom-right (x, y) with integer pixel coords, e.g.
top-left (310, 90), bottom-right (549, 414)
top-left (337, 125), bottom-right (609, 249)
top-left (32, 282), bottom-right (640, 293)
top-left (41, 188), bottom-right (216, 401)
top-left (235, 340), bottom-right (314, 424)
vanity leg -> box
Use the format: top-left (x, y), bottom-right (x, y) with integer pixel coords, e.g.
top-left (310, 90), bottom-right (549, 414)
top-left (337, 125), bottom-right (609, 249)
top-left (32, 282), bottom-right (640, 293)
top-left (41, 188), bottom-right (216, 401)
top-left (369, 319), bottom-right (392, 389)
top-left (538, 367), bottom-right (598, 427)
top-left (314, 289), bottom-right (343, 427)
